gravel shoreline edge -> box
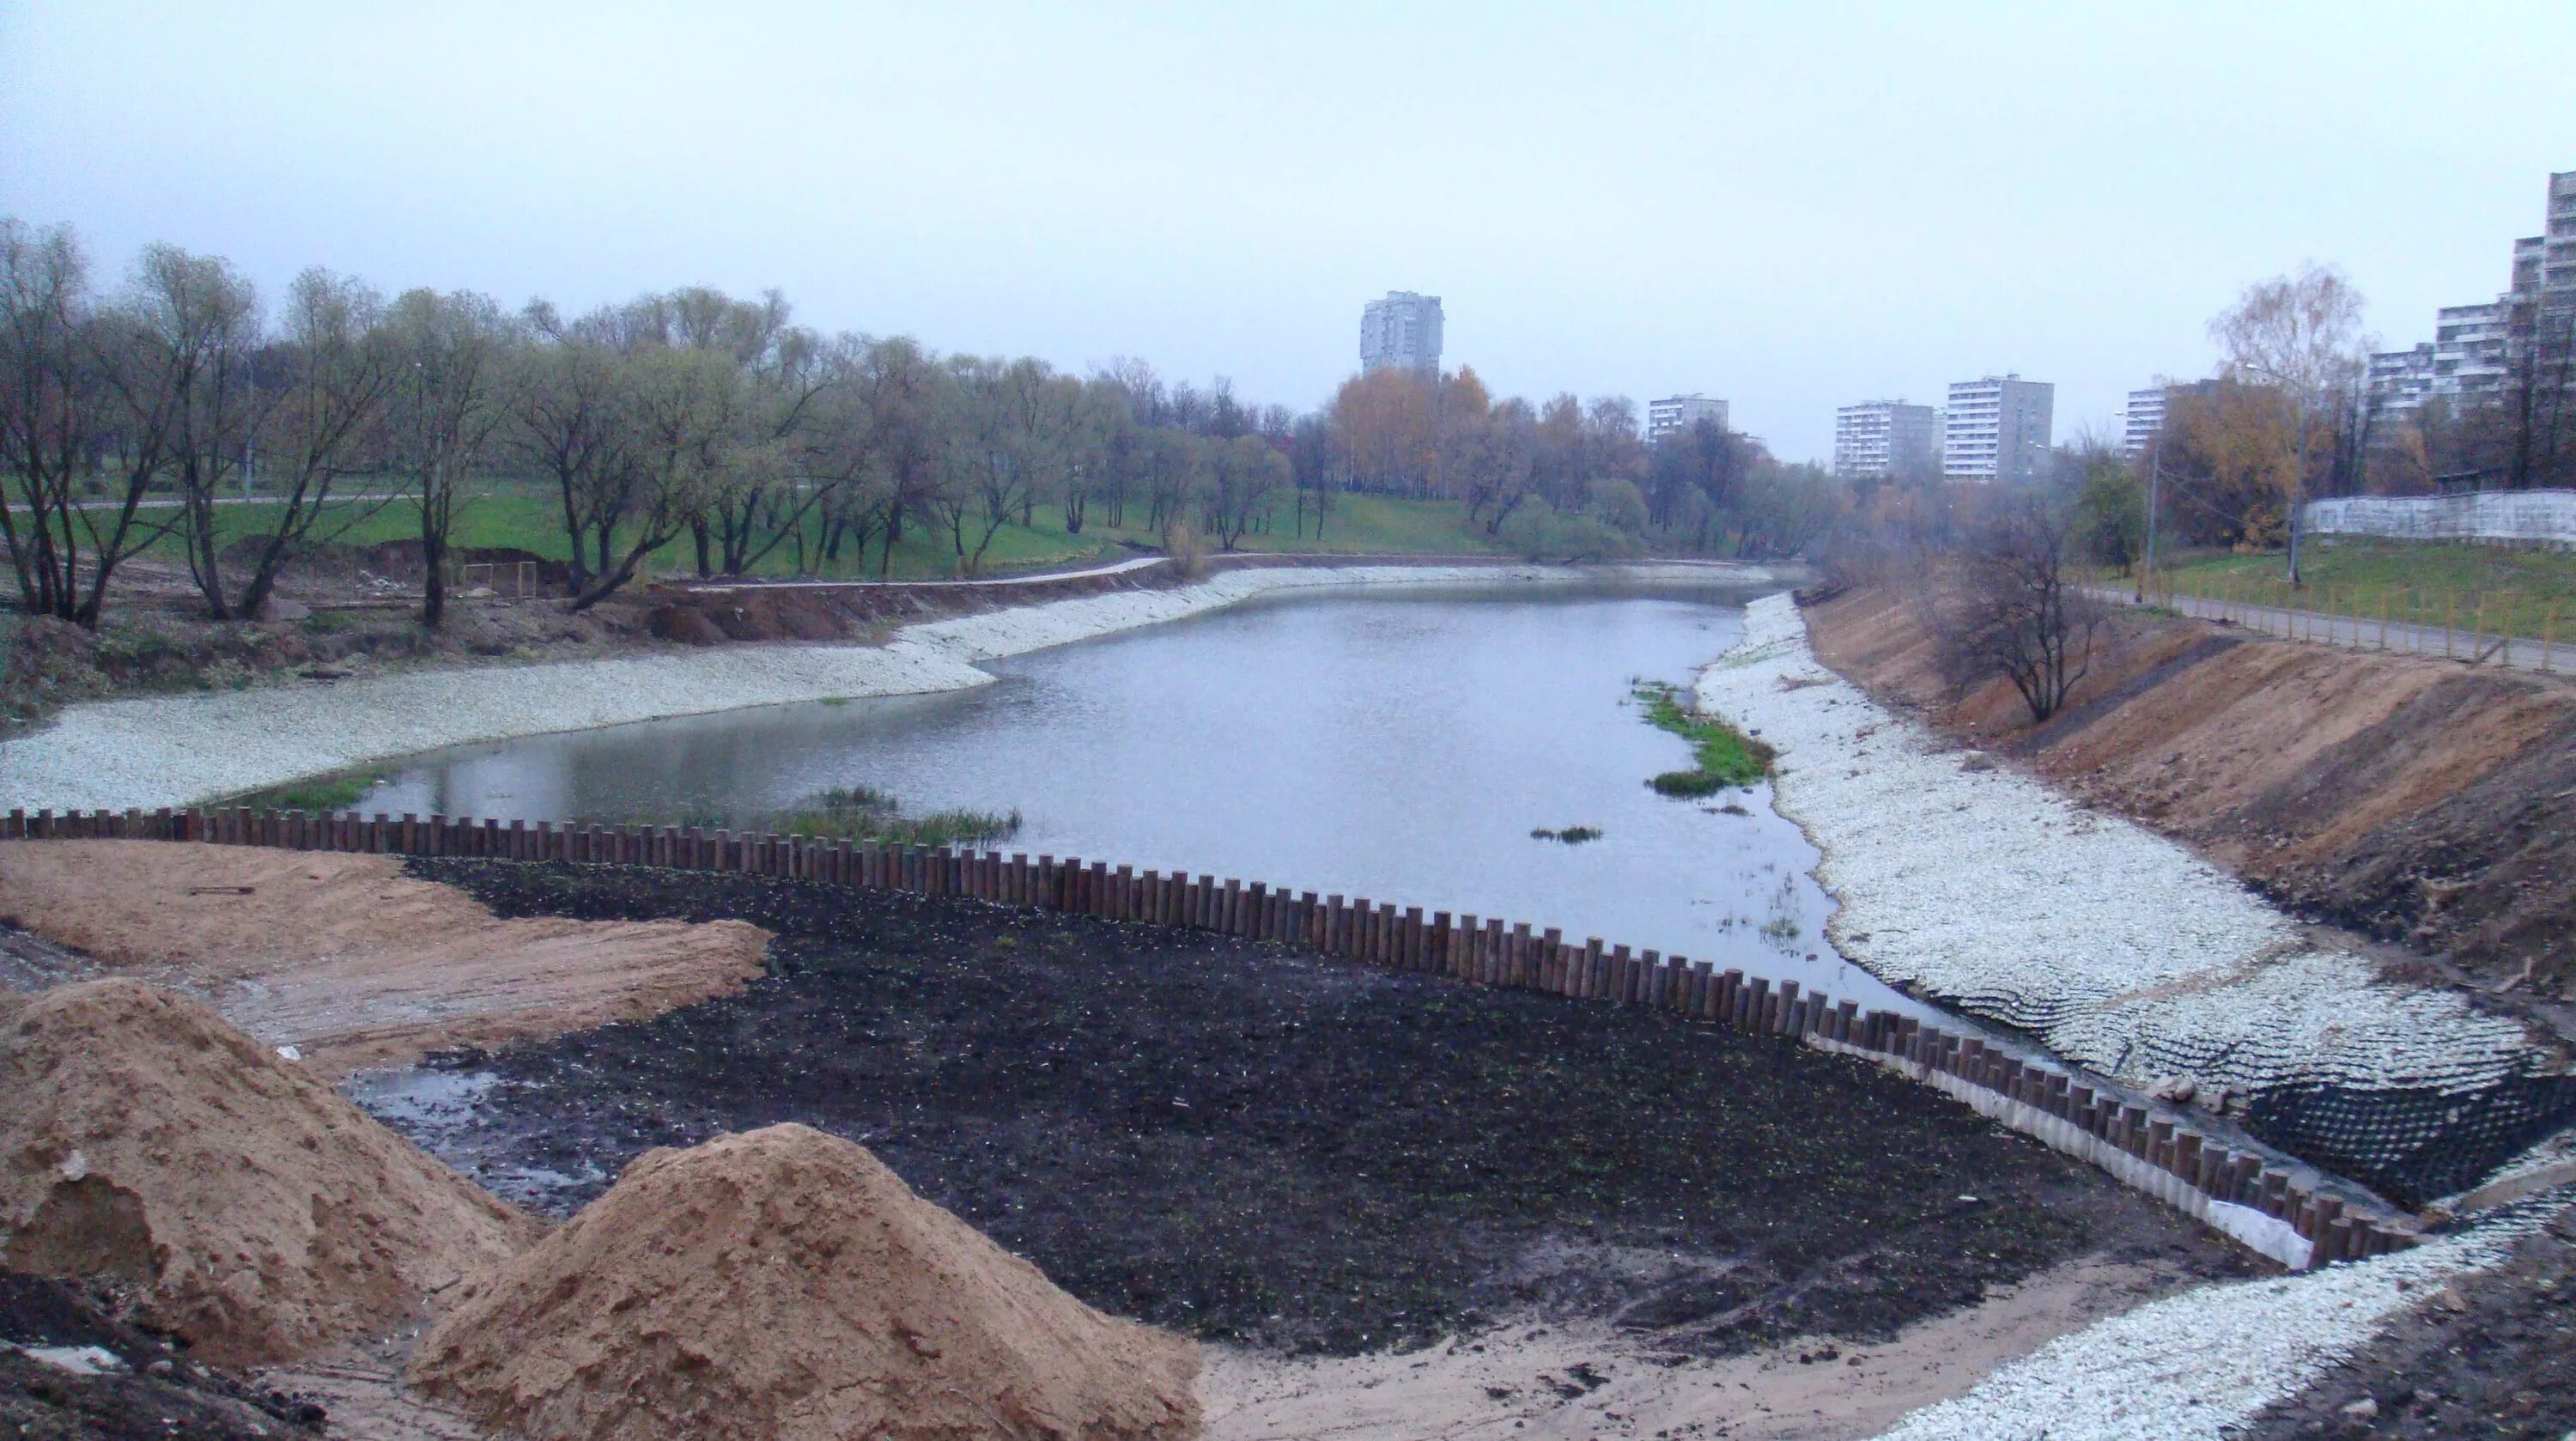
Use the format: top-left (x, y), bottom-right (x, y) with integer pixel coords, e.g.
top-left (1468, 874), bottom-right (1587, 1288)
top-left (0, 562), bottom-right (1780, 814)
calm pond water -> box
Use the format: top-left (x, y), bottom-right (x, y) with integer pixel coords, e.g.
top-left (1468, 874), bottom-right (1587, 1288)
top-left (361, 581), bottom-right (1918, 1010)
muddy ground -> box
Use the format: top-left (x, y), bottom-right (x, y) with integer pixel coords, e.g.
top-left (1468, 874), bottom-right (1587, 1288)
top-left (1801, 584), bottom-right (2576, 1017)
top-left (381, 858), bottom-right (2261, 1362)
top-left (0, 1272), bottom-right (329, 1439)
top-left (2241, 1201), bottom-right (2576, 1440)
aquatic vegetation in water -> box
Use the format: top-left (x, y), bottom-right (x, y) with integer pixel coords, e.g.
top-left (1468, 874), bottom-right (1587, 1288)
top-left (227, 769), bottom-right (386, 812)
top-left (1529, 825), bottom-right (1604, 844)
top-left (775, 786), bottom-right (1024, 848)
top-left (1635, 682), bottom-right (1773, 796)
top-left (623, 784), bottom-right (1024, 849)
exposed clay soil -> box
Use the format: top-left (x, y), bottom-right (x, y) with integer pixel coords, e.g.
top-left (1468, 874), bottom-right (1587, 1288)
top-left (0, 980), bottom-right (540, 1365)
top-left (385, 858), bottom-right (2263, 1365)
top-left (1801, 585), bottom-right (2576, 1008)
top-left (2240, 1200), bottom-right (2576, 1440)
top-left (0, 1270), bottom-right (331, 1440)
top-left (0, 840), bottom-right (770, 1077)
top-left (411, 1123), bottom-right (1201, 1441)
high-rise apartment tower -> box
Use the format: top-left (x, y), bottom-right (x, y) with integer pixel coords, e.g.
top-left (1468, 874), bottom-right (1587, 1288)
top-left (1942, 375), bottom-right (2054, 484)
top-left (1834, 401), bottom-right (1940, 478)
top-left (1647, 394), bottom-right (1729, 441)
top-left (1359, 292), bottom-right (1444, 376)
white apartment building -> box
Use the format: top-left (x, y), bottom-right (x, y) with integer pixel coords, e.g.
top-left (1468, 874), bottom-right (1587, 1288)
top-left (2433, 302), bottom-right (2512, 400)
top-left (2121, 388), bottom-right (2168, 457)
top-left (1647, 393), bottom-right (1729, 441)
top-left (1359, 291), bottom-right (1444, 375)
top-left (1833, 401), bottom-right (1940, 477)
top-left (2371, 168), bottom-right (2576, 417)
top-left (2366, 347), bottom-right (2438, 417)
top-left (1942, 375), bottom-right (2054, 483)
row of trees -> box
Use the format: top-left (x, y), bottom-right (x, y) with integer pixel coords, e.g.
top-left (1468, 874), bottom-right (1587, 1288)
top-left (1322, 365), bottom-right (1842, 560)
top-left (2, 218), bottom-right (1843, 629)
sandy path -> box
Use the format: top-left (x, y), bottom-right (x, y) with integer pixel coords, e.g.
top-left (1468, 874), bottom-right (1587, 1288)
top-left (0, 840), bottom-right (769, 1076)
top-left (1200, 1256), bottom-right (2185, 1441)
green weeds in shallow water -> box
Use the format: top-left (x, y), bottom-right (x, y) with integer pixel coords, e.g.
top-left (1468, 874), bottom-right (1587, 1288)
top-left (1634, 682), bottom-right (1772, 795)
top-left (614, 783), bottom-right (1024, 848)
top-left (1529, 825), bottom-right (1603, 844)
top-left (227, 769), bottom-right (386, 812)
top-left (771, 786), bottom-right (1023, 848)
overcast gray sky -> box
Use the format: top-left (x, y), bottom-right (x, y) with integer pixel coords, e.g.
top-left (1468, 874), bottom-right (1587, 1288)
top-left (4, 2), bottom-right (2572, 461)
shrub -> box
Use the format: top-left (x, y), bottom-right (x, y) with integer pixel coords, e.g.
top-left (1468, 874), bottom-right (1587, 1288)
top-left (1163, 518), bottom-right (1208, 580)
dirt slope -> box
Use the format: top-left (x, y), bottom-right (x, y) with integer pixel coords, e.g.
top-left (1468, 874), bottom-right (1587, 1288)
top-left (1803, 586), bottom-right (2576, 1003)
top-left (0, 979), bottom-right (540, 1365)
top-left (0, 840), bottom-right (770, 1075)
top-left (410, 1122), bottom-right (1201, 1441)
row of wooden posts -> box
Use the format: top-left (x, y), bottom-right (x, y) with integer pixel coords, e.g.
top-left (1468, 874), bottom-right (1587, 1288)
top-left (3, 801), bottom-right (2413, 1268)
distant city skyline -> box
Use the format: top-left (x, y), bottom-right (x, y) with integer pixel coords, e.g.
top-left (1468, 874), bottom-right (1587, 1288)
top-left (4, 4), bottom-right (2571, 462)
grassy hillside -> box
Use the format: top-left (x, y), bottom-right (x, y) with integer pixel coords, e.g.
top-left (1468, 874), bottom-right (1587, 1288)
top-left (159, 484), bottom-right (1509, 584)
top-left (2148, 538), bottom-right (2576, 644)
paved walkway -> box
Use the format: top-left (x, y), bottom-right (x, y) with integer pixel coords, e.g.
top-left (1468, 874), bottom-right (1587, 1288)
top-left (2089, 585), bottom-right (2576, 677)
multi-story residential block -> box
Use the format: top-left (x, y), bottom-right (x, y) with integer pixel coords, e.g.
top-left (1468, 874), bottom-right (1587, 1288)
top-left (2372, 169), bottom-right (2576, 418)
top-left (1942, 375), bottom-right (2053, 483)
top-left (2434, 302), bottom-right (2512, 400)
top-left (1833, 401), bottom-right (1940, 477)
top-left (1647, 393), bottom-right (1729, 441)
top-left (2366, 347), bottom-right (2439, 417)
top-left (1359, 291), bottom-right (1443, 375)
top-left (2547, 170), bottom-right (2576, 317)
top-left (2121, 387), bottom-right (2169, 457)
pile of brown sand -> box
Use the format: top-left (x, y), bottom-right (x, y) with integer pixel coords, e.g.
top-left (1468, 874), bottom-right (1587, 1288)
top-left (0, 840), bottom-right (770, 1075)
top-left (0, 979), bottom-right (541, 1365)
top-left (410, 1123), bottom-right (1203, 1441)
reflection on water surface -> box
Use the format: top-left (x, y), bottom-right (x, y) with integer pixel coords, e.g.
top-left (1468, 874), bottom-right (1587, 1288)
top-left (367, 581), bottom-right (1912, 1006)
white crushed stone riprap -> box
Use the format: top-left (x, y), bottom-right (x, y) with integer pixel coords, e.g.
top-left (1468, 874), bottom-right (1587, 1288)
top-left (0, 562), bottom-right (1768, 814)
top-left (1866, 1207), bottom-right (2537, 1441)
top-left (1694, 593), bottom-right (2540, 1102)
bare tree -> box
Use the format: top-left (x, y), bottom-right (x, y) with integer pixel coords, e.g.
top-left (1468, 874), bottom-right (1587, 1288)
top-left (1203, 433), bottom-right (1286, 549)
top-left (383, 288), bottom-right (515, 628)
top-left (122, 244), bottom-right (267, 620)
top-left (234, 270), bottom-right (396, 617)
top-left (1935, 499), bottom-right (2103, 723)
top-left (0, 220), bottom-right (182, 625)
top-left (2209, 264), bottom-right (2368, 584)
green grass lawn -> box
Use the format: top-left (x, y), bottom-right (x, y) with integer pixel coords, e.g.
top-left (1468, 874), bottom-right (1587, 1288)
top-left (2145, 539), bottom-right (2576, 645)
top-left (154, 483), bottom-right (1510, 585)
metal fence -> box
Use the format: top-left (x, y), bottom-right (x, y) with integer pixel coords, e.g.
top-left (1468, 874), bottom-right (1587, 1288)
top-left (2109, 571), bottom-right (2569, 675)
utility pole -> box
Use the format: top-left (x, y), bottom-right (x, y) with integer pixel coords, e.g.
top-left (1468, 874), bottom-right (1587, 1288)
top-left (2137, 439), bottom-right (2162, 605)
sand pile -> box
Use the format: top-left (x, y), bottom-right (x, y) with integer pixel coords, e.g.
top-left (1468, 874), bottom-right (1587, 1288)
top-left (0, 840), bottom-right (771, 1075)
top-left (0, 979), bottom-right (540, 1365)
top-left (410, 1123), bottom-right (1202, 1441)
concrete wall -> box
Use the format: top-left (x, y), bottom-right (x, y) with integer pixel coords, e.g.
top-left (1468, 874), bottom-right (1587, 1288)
top-left (2306, 490), bottom-right (2576, 546)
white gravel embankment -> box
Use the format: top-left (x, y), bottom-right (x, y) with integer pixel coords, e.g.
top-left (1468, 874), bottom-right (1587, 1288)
top-left (1865, 1204), bottom-right (2542, 1441)
top-left (1694, 593), bottom-right (2538, 1101)
top-left (0, 562), bottom-right (1769, 814)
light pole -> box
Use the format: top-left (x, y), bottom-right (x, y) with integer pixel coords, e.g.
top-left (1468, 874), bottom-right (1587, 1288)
top-left (2136, 435), bottom-right (2161, 605)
